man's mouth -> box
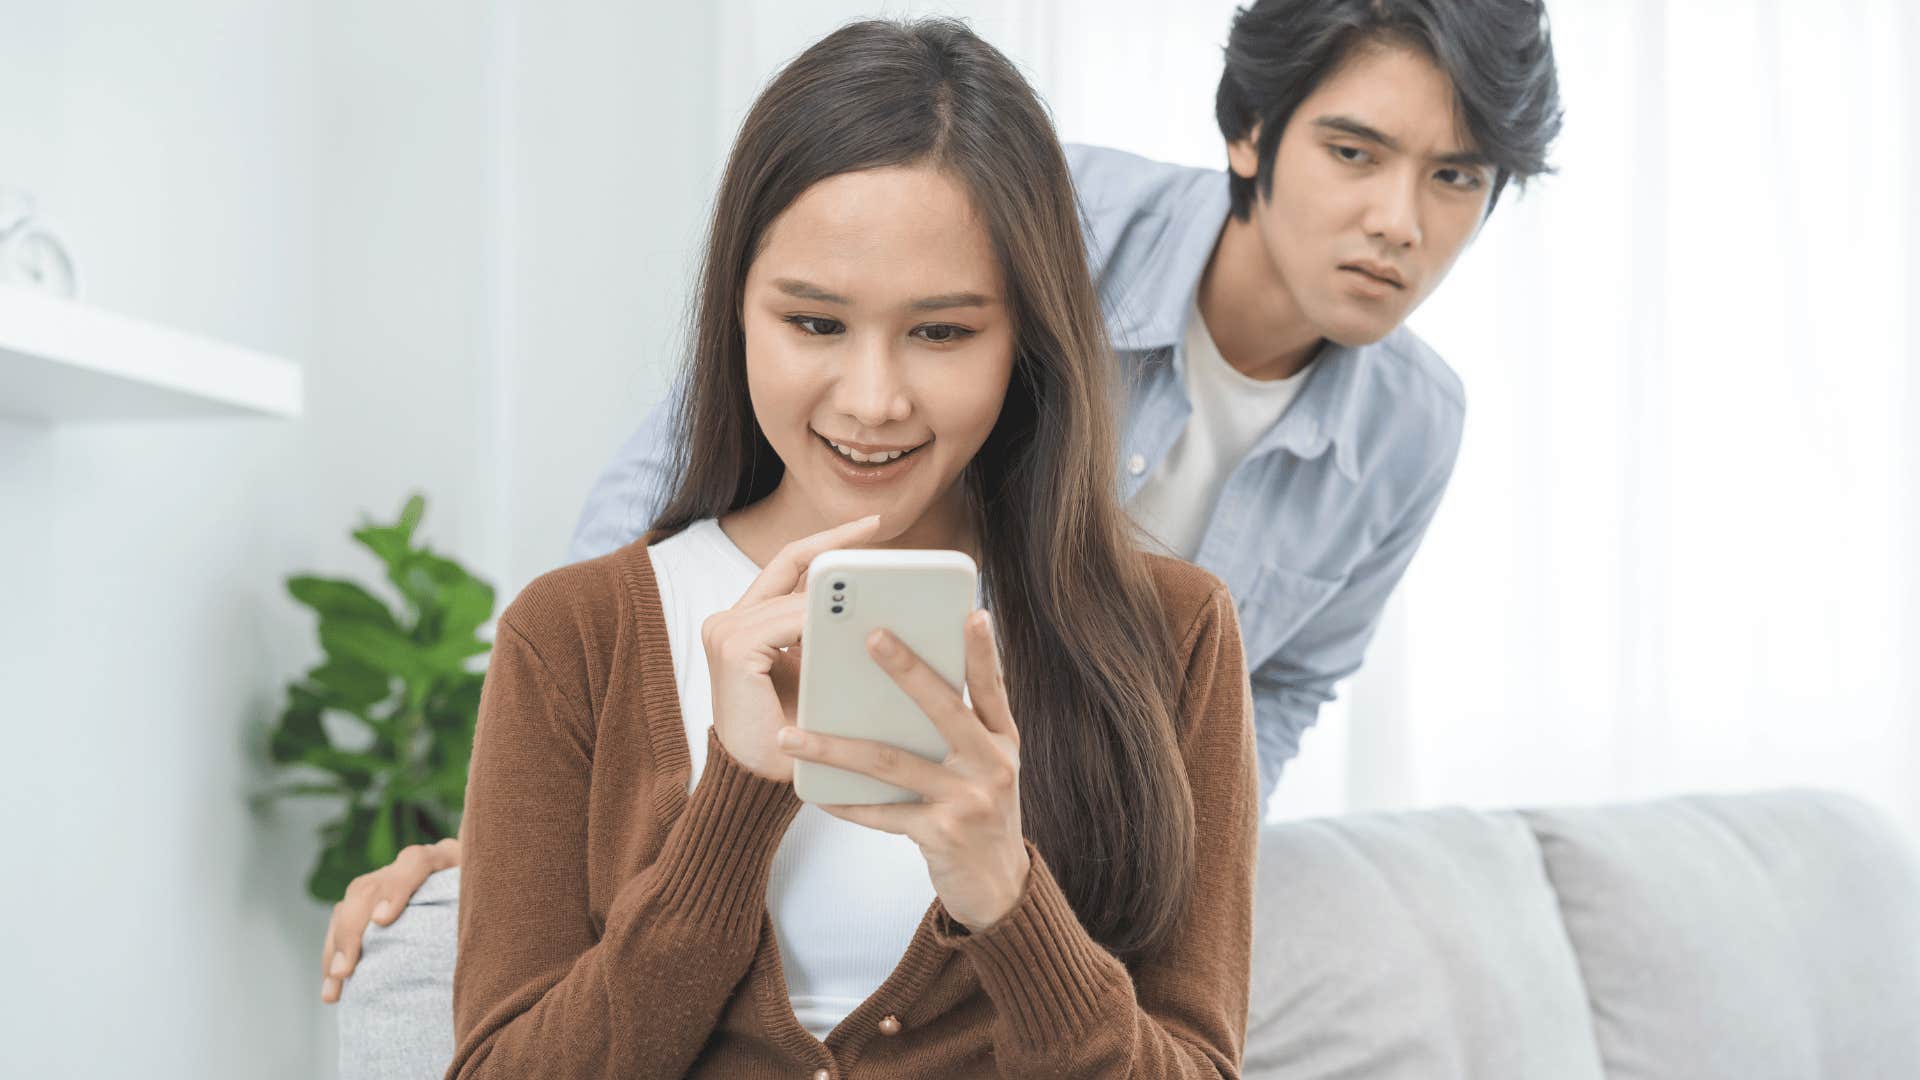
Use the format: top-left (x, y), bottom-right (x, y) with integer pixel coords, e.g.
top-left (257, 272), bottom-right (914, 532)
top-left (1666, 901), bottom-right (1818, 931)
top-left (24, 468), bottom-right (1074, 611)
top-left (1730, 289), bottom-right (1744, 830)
top-left (1340, 262), bottom-right (1406, 289)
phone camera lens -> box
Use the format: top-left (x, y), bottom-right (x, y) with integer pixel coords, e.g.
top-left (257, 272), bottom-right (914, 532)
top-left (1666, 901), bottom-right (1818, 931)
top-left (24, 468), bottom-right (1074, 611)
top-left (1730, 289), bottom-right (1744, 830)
top-left (832, 581), bottom-right (845, 591)
top-left (830, 605), bottom-right (844, 614)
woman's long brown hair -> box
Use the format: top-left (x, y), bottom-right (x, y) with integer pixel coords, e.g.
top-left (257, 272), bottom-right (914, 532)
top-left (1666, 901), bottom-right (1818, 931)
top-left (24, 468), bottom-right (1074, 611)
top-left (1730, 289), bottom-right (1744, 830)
top-left (654, 17), bottom-right (1194, 961)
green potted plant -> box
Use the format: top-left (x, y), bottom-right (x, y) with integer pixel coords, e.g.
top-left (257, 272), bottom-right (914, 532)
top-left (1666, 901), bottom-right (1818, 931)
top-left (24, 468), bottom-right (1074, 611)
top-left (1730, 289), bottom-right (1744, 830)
top-left (256, 493), bottom-right (495, 902)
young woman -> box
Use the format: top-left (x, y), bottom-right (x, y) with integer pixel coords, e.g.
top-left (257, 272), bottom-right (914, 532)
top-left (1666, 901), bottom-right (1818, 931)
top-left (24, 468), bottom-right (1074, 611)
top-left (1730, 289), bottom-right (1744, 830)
top-left (445, 18), bottom-right (1256, 1078)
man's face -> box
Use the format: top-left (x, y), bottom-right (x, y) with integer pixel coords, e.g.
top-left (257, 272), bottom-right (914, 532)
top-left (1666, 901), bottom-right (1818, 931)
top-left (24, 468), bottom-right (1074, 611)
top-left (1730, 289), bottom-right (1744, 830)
top-left (1228, 42), bottom-right (1493, 346)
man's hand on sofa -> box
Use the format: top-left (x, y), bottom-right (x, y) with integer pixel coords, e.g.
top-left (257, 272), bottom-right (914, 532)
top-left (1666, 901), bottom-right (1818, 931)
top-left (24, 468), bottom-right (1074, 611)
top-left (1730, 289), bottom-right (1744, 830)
top-left (320, 837), bottom-right (464, 1004)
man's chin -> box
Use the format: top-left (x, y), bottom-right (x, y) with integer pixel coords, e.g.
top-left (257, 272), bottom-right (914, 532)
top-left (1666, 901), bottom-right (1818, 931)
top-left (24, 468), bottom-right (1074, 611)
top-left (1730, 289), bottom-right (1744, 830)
top-left (1315, 309), bottom-right (1403, 349)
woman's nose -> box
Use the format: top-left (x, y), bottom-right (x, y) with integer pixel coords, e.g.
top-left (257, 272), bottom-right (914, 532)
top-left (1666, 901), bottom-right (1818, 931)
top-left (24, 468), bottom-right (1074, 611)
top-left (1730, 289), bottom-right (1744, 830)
top-left (832, 336), bottom-right (912, 427)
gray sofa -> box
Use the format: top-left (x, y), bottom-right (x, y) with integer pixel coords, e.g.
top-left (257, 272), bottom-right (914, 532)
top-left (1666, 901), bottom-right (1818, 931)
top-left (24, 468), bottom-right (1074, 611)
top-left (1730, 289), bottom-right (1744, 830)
top-left (341, 789), bottom-right (1920, 1079)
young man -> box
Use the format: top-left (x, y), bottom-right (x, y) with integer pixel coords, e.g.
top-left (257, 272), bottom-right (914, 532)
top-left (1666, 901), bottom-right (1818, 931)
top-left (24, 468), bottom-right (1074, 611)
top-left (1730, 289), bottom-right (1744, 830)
top-left (321, 0), bottom-right (1562, 1004)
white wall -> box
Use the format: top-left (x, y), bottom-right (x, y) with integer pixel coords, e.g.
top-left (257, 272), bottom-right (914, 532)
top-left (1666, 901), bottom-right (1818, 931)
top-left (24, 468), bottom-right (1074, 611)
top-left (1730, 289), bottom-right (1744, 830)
top-left (499, 0), bottom-right (719, 593)
top-left (3, 1), bottom-right (503, 1075)
top-left (1, 1), bottom-right (725, 1074)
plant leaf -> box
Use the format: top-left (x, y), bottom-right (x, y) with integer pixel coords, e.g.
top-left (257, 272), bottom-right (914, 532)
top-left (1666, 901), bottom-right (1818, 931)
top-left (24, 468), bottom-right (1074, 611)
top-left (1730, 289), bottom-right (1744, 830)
top-left (321, 620), bottom-right (433, 681)
top-left (255, 781), bottom-right (350, 802)
top-left (269, 685), bottom-right (329, 765)
top-left (425, 637), bottom-right (493, 669)
top-left (396, 493), bottom-right (426, 544)
top-left (425, 676), bottom-right (484, 732)
top-left (368, 792), bottom-right (398, 868)
top-left (308, 804), bottom-right (376, 902)
top-left (286, 576), bottom-right (397, 629)
top-left (351, 525), bottom-right (410, 572)
top-left (299, 746), bottom-right (386, 788)
top-left (309, 657), bottom-right (392, 710)
top-left (440, 575), bottom-right (495, 642)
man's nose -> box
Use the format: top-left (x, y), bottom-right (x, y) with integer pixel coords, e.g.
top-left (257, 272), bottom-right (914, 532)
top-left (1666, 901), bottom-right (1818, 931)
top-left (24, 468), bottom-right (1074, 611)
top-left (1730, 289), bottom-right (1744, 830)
top-left (1362, 172), bottom-right (1423, 249)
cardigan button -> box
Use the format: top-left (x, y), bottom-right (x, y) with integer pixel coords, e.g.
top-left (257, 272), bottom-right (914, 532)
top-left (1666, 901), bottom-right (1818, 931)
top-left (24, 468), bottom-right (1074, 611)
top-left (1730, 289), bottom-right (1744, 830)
top-left (878, 1014), bottom-right (902, 1035)
top-left (813, 1070), bottom-right (830, 1080)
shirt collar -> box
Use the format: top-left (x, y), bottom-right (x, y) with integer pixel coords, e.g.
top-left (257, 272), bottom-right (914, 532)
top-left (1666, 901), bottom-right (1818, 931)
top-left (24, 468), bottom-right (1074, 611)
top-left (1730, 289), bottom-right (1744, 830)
top-left (1105, 168), bottom-right (1367, 484)
top-left (1263, 340), bottom-right (1364, 483)
top-left (1103, 168), bottom-right (1230, 355)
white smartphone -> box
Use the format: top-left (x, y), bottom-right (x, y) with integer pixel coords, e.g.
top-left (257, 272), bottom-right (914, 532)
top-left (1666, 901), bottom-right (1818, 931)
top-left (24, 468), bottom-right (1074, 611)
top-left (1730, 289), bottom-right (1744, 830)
top-left (792, 547), bottom-right (977, 805)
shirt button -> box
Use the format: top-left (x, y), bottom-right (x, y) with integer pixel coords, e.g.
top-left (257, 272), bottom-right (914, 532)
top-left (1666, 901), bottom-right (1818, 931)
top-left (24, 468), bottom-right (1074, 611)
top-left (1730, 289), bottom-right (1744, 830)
top-left (813, 1070), bottom-right (830, 1080)
top-left (878, 1014), bottom-right (902, 1035)
top-left (1127, 453), bottom-right (1147, 476)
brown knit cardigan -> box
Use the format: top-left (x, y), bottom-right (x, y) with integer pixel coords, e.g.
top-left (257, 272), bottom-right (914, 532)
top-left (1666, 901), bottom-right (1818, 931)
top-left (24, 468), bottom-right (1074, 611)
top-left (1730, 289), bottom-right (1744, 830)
top-left (447, 531), bottom-right (1258, 1078)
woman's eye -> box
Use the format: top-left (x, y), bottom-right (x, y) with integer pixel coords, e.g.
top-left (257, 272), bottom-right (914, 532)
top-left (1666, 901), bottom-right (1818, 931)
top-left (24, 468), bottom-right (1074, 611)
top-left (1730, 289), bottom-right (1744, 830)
top-left (1331, 144), bottom-right (1371, 165)
top-left (913, 323), bottom-right (974, 344)
top-left (784, 315), bottom-right (844, 336)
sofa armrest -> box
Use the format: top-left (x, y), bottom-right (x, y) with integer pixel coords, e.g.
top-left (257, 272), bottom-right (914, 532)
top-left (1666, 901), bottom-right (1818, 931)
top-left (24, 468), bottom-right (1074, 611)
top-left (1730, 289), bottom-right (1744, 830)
top-left (337, 866), bottom-right (460, 1080)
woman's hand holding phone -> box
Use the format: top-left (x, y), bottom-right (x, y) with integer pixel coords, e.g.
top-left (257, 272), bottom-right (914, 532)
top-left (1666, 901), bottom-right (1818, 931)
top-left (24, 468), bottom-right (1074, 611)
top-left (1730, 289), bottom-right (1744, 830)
top-left (775, 610), bottom-right (1031, 933)
top-left (701, 514), bottom-right (881, 782)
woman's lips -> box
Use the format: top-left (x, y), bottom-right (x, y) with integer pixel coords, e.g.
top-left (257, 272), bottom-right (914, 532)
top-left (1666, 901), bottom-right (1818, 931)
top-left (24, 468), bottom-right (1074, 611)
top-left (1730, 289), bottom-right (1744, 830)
top-left (814, 431), bottom-right (925, 485)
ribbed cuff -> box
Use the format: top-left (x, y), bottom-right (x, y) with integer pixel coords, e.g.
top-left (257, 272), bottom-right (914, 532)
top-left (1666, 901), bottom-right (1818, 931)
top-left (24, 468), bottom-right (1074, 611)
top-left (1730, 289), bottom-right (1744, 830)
top-left (649, 728), bottom-right (803, 936)
top-left (932, 841), bottom-right (1127, 1047)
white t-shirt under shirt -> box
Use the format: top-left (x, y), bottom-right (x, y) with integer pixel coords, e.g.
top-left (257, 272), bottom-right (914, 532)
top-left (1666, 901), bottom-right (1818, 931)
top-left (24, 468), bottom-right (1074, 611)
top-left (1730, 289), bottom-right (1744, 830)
top-left (647, 518), bottom-right (936, 1040)
top-left (1128, 299), bottom-right (1316, 560)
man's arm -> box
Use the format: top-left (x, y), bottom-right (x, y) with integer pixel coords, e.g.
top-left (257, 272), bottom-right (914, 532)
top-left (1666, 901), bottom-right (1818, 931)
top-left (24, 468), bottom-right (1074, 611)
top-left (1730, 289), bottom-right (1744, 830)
top-left (567, 379), bottom-right (684, 563)
top-left (1247, 422), bottom-right (1463, 806)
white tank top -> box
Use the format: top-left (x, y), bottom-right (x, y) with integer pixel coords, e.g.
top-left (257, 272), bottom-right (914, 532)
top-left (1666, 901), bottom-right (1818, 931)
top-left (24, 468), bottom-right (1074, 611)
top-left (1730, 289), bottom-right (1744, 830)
top-left (647, 518), bottom-right (935, 1040)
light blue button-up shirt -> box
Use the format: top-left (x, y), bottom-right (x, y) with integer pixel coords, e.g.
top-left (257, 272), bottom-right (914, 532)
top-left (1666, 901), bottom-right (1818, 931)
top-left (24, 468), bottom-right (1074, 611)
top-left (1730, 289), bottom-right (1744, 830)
top-left (568, 144), bottom-right (1464, 807)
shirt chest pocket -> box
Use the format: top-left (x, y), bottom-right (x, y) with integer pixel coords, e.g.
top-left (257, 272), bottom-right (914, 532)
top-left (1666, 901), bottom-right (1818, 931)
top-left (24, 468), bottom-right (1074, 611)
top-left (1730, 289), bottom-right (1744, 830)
top-left (1234, 562), bottom-right (1344, 668)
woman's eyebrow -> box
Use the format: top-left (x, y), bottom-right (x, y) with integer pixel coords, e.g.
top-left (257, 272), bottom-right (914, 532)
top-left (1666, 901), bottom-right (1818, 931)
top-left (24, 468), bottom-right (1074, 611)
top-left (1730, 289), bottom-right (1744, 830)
top-left (909, 291), bottom-right (996, 312)
top-left (774, 278), bottom-right (851, 304)
top-left (773, 277), bottom-right (997, 312)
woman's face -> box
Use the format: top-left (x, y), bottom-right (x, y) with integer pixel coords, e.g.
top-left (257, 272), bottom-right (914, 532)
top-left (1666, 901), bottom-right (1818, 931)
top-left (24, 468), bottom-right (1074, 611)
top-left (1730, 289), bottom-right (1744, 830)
top-left (742, 164), bottom-right (1015, 546)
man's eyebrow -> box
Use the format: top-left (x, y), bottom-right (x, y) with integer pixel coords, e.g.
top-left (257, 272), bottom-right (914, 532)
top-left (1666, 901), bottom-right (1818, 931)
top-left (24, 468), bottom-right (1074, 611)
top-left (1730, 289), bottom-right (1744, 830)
top-left (1313, 115), bottom-right (1494, 169)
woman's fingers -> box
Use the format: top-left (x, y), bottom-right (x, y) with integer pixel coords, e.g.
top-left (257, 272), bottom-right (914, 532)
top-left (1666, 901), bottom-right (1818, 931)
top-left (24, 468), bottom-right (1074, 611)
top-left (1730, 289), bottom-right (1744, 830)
top-left (778, 726), bottom-right (962, 802)
top-left (816, 800), bottom-right (926, 837)
top-left (961, 610), bottom-right (1017, 739)
top-left (865, 628), bottom-right (993, 758)
top-left (317, 839), bottom-right (458, 1004)
top-left (704, 594), bottom-right (806, 679)
top-left (738, 515), bottom-right (881, 605)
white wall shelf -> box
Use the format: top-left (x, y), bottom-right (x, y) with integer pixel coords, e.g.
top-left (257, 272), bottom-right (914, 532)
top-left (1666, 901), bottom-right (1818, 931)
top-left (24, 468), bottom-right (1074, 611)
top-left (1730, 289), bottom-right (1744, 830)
top-left (0, 284), bottom-right (303, 424)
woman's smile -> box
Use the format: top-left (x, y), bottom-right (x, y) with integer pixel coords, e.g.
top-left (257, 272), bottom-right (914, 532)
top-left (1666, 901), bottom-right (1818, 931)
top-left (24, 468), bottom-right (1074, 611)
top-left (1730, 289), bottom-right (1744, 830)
top-left (813, 429), bottom-right (927, 485)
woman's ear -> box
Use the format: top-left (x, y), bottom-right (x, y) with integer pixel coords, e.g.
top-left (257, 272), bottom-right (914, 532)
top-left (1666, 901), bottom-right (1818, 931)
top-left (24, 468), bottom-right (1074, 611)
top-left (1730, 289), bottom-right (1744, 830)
top-left (1225, 122), bottom-right (1263, 180)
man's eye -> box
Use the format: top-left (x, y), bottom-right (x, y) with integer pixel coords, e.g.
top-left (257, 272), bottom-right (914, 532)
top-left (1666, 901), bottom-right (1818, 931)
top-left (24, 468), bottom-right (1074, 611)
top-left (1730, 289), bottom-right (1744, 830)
top-left (1331, 145), bottom-right (1372, 165)
top-left (913, 324), bottom-right (974, 344)
top-left (784, 315), bottom-right (844, 336)
top-left (1437, 168), bottom-right (1484, 191)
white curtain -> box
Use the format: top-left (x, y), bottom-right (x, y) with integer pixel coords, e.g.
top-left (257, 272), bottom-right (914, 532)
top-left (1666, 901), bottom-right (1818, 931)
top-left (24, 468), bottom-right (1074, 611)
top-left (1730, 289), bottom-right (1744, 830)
top-left (714, 0), bottom-right (1920, 837)
top-left (1354, 0), bottom-right (1919, 840)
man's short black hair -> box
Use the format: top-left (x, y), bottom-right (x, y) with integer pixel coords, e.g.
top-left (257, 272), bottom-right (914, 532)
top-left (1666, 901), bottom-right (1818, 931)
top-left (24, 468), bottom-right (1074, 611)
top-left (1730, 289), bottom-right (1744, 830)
top-left (1215, 0), bottom-right (1564, 221)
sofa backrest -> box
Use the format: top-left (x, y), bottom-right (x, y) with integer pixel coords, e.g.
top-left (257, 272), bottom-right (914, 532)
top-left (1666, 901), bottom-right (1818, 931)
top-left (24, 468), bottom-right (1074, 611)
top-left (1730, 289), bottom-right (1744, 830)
top-left (1243, 805), bottom-right (1605, 1078)
top-left (1521, 791), bottom-right (1920, 1080)
top-left (339, 790), bottom-right (1920, 1080)
top-left (1245, 789), bottom-right (1920, 1080)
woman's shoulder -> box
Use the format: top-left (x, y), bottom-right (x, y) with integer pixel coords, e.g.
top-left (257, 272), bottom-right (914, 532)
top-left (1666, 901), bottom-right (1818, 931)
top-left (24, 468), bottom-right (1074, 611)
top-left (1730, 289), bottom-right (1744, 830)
top-left (494, 536), bottom-right (665, 688)
top-left (1139, 552), bottom-right (1235, 652)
